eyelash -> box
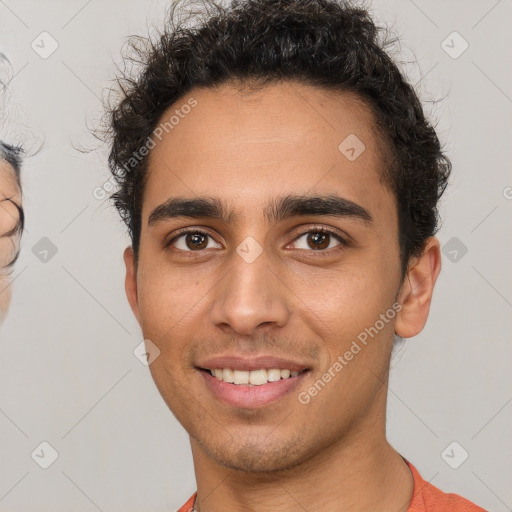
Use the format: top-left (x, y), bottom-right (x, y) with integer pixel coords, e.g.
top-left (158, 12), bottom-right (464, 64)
top-left (164, 225), bottom-right (349, 257)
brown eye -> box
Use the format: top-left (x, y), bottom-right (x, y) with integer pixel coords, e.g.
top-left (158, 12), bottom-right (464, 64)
top-left (185, 232), bottom-right (208, 250)
top-left (292, 229), bottom-right (343, 252)
top-left (306, 231), bottom-right (330, 250)
top-left (168, 230), bottom-right (222, 252)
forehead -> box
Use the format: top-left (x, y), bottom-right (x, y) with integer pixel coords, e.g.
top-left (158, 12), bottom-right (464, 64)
top-left (143, 81), bottom-right (394, 222)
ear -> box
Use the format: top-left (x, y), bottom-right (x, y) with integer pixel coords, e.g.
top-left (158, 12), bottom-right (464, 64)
top-left (395, 237), bottom-right (442, 339)
top-left (123, 246), bottom-right (141, 325)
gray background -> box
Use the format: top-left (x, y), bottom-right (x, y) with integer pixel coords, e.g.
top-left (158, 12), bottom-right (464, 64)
top-left (0, 0), bottom-right (510, 510)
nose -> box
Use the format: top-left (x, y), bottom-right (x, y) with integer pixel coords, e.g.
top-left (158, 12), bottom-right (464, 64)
top-left (209, 246), bottom-right (291, 336)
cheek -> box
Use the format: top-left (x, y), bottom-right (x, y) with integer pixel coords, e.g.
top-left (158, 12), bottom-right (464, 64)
top-left (291, 255), bottom-right (394, 324)
top-left (290, 259), bottom-right (399, 379)
top-left (136, 260), bottom-right (206, 346)
top-left (293, 268), bottom-right (397, 423)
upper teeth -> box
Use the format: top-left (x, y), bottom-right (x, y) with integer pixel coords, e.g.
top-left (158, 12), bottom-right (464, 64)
top-left (210, 368), bottom-right (300, 385)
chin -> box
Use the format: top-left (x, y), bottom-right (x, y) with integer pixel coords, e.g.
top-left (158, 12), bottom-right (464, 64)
top-left (200, 433), bottom-right (314, 474)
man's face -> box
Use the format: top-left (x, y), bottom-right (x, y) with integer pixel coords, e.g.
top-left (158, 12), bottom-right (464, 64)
top-left (0, 160), bottom-right (22, 325)
top-left (126, 82), bottom-right (407, 472)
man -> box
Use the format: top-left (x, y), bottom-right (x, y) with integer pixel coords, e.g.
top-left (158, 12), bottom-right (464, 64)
top-left (104, 0), bottom-right (486, 510)
top-left (0, 141), bottom-right (23, 326)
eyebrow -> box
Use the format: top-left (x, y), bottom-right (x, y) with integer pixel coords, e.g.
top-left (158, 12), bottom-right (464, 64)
top-left (148, 194), bottom-right (373, 227)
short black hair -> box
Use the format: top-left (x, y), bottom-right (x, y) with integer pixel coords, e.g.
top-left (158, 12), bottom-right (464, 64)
top-left (105, 0), bottom-right (451, 276)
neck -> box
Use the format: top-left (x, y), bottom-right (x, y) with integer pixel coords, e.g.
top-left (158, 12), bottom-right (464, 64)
top-left (190, 427), bottom-right (413, 512)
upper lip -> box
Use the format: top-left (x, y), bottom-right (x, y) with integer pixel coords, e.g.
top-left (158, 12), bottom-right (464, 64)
top-left (196, 355), bottom-right (310, 372)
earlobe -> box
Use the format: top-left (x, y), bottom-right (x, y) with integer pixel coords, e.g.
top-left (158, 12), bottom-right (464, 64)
top-left (123, 246), bottom-right (141, 325)
top-left (395, 237), bottom-right (442, 339)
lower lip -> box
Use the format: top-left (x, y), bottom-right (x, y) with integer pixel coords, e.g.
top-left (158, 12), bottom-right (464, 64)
top-left (199, 370), bottom-right (309, 408)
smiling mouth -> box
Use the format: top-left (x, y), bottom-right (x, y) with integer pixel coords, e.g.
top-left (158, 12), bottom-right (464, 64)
top-left (198, 367), bottom-right (309, 386)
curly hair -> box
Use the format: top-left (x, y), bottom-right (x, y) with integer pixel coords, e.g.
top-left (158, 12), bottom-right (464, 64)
top-left (105, 0), bottom-right (451, 276)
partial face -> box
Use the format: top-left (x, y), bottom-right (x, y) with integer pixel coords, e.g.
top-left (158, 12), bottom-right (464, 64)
top-left (125, 81), bottom-right (427, 472)
top-left (0, 160), bottom-right (22, 325)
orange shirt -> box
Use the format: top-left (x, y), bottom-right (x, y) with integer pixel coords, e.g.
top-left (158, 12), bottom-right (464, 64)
top-left (404, 459), bottom-right (487, 511)
top-left (177, 459), bottom-right (487, 511)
